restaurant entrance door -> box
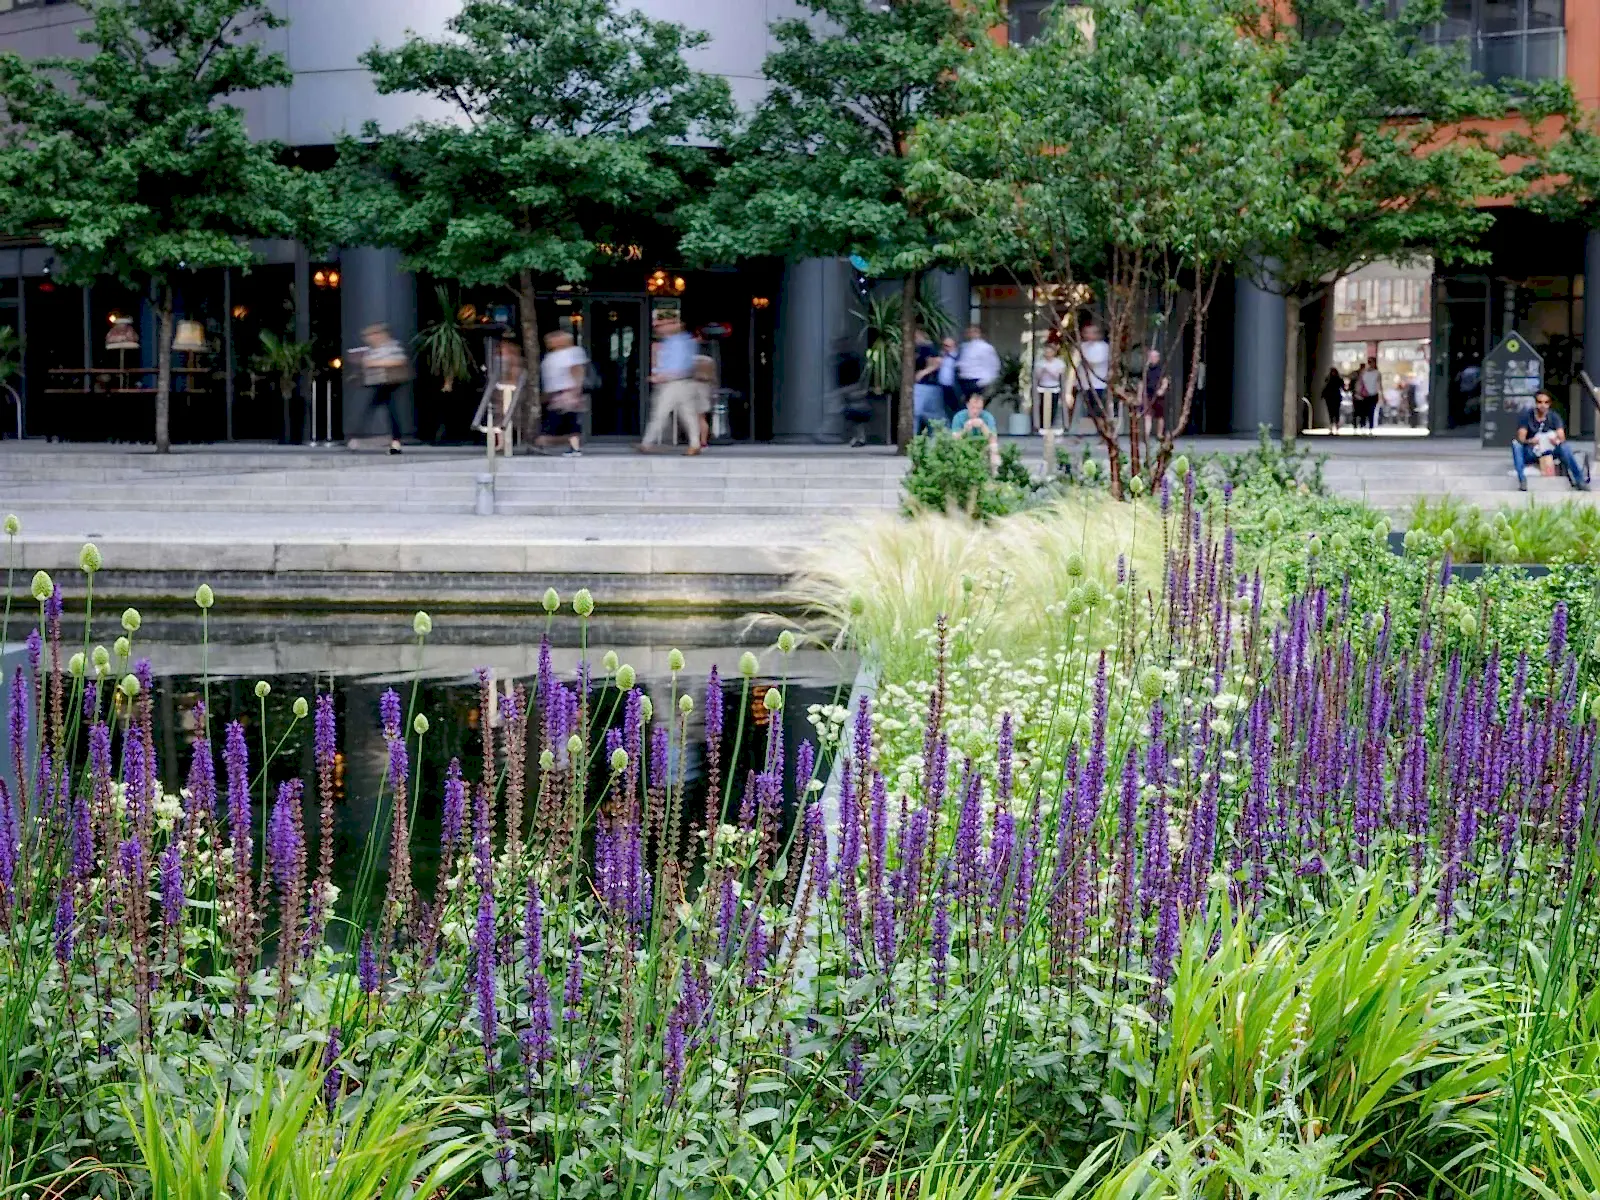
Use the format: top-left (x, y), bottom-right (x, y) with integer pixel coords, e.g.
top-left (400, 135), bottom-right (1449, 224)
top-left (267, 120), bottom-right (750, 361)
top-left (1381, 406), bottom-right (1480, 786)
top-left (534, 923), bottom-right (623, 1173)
top-left (537, 293), bottom-right (648, 439)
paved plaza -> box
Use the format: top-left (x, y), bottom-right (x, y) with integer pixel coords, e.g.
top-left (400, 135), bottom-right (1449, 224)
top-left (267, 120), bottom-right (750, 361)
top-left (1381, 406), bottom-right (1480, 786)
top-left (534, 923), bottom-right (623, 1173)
top-left (0, 435), bottom-right (1587, 609)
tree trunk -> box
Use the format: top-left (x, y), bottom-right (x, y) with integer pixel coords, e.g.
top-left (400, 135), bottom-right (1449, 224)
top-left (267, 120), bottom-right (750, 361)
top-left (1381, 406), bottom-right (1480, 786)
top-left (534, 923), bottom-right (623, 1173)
top-left (897, 272), bottom-right (920, 452)
top-left (518, 270), bottom-right (542, 440)
top-left (155, 287), bottom-right (173, 453)
top-left (1282, 292), bottom-right (1301, 444)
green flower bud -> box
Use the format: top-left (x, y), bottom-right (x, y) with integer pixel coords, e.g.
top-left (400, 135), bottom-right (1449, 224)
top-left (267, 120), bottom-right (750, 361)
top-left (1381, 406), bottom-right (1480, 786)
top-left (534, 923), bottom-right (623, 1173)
top-left (1138, 665), bottom-right (1165, 700)
top-left (763, 687), bottom-right (783, 713)
top-left (602, 650), bottom-right (620, 674)
top-left (1064, 551), bottom-right (1086, 579)
top-left (961, 574), bottom-right (975, 594)
top-left (615, 664), bottom-right (636, 691)
top-left (113, 635), bottom-right (130, 660)
top-left (610, 747), bottom-right (629, 773)
top-left (1066, 586), bottom-right (1087, 616)
top-left (1081, 459), bottom-right (1100, 481)
top-left (1127, 475), bottom-right (1146, 498)
top-left (1263, 509), bottom-right (1283, 534)
top-left (67, 651), bottom-right (85, 678)
top-left (1307, 533), bottom-right (1322, 556)
top-left (79, 542), bottom-right (102, 573)
top-left (566, 733), bottom-right (583, 758)
top-left (1459, 611), bottom-right (1478, 638)
top-left (120, 607), bottom-right (141, 634)
top-left (1172, 454), bottom-right (1190, 480)
top-left (413, 610), bottom-right (432, 636)
top-left (639, 694), bottom-right (653, 722)
top-left (254, 680), bottom-right (271, 700)
top-left (1080, 578), bottom-right (1105, 609)
top-left (292, 697), bottom-right (309, 719)
top-left (542, 587), bottom-right (560, 614)
top-left (776, 630), bottom-right (796, 655)
top-left (92, 645), bottom-right (110, 671)
top-left (3, 514), bottom-right (18, 536)
top-left (739, 651), bottom-right (759, 679)
top-left (194, 583), bottom-right (214, 610)
top-left (1402, 529), bottom-right (1420, 553)
top-left (679, 693), bottom-right (694, 715)
top-left (30, 570), bottom-right (52, 602)
top-left (119, 673), bottom-right (140, 698)
top-left (412, 713), bottom-right (430, 735)
top-left (668, 647), bottom-right (686, 672)
top-left (539, 749), bottom-right (556, 771)
top-left (573, 588), bottom-right (594, 617)
top-left (1374, 519), bottom-right (1391, 542)
top-left (1330, 531), bottom-right (1350, 555)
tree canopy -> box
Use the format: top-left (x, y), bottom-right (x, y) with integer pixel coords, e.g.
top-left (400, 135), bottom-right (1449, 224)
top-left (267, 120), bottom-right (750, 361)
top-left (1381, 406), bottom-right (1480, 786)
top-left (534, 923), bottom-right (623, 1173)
top-left (0, 0), bottom-right (302, 451)
top-left (912, 0), bottom-right (1312, 487)
top-left (331, 0), bottom-right (733, 391)
top-left (682, 0), bottom-right (982, 448)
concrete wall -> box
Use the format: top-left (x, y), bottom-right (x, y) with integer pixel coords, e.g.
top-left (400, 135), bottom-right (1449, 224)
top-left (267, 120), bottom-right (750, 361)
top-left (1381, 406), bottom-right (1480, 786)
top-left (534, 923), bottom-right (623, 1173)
top-left (0, 0), bottom-right (801, 145)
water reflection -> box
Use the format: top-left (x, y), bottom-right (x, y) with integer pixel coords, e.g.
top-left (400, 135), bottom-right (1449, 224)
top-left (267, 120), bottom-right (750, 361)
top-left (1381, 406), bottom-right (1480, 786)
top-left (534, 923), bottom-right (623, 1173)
top-left (124, 611), bottom-right (850, 934)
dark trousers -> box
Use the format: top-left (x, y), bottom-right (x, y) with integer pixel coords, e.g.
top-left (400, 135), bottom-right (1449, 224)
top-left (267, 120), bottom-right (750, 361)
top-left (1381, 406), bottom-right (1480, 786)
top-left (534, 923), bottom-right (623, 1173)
top-left (1513, 439), bottom-right (1585, 486)
top-left (369, 383), bottom-right (402, 441)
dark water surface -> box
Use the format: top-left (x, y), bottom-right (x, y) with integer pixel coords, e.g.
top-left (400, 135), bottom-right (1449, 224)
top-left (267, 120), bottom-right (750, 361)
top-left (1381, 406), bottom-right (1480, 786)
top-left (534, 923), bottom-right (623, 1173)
top-left (61, 609), bottom-right (852, 930)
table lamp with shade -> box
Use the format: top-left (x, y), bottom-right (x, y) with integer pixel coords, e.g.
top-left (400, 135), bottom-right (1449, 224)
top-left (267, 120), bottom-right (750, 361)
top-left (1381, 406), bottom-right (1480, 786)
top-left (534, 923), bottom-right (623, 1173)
top-left (106, 316), bottom-right (139, 387)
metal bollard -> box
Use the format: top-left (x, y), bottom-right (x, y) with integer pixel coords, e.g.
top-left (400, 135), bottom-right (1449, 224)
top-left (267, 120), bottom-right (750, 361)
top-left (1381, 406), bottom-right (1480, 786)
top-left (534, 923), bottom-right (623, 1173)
top-left (475, 472), bottom-right (496, 516)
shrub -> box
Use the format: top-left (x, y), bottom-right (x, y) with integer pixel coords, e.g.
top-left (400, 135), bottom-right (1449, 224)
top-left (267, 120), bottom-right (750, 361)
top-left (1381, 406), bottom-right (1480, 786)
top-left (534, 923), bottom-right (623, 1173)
top-left (902, 429), bottom-right (1039, 519)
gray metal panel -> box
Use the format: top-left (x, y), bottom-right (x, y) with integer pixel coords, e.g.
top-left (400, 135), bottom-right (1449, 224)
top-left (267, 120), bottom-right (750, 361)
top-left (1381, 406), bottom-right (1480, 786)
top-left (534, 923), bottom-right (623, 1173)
top-left (1232, 273), bottom-right (1285, 436)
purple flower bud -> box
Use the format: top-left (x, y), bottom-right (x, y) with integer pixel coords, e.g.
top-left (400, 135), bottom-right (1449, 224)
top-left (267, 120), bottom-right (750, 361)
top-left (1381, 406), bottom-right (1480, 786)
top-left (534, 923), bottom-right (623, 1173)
top-left (663, 1003), bottom-right (687, 1104)
top-left (314, 694), bottom-right (337, 768)
top-left (54, 888), bottom-right (74, 968)
top-left (159, 840), bottom-right (184, 927)
top-left (379, 689), bottom-right (402, 740)
top-left (0, 779), bottom-right (16, 904)
top-left (473, 892), bottom-right (498, 1073)
top-left (322, 1027), bottom-right (342, 1113)
top-left (442, 757), bottom-right (466, 850)
top-left (563, 932), bottom-right (583, 1020)
top-left (358, 931), bottom-right (379, 995)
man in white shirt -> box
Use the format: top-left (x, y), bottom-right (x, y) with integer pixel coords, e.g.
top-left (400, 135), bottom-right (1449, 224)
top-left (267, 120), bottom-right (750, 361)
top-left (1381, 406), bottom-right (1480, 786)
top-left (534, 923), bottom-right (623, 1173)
top-left (537, 330), bottom-right (588, 456)
top-left (1070, 320), bottom-right (1112, 428)
top-left (956, 325), bottom-right (1001, 402)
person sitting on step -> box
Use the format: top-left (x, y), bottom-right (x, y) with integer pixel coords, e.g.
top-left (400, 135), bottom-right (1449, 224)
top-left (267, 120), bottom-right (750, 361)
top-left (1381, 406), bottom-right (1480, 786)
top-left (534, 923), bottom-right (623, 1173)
top-left (1513, 389), bottom-right (1589, 493)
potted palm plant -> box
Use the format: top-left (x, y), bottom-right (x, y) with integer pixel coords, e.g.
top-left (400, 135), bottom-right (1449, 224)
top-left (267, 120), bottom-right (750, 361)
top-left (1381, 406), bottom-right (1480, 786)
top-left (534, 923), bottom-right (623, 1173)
top-left (253, 329), bottom-right (315, 444)
top-left (415, 285), bottom-right (475, 394)
top-left (0, 327), bottom-right (19, 437)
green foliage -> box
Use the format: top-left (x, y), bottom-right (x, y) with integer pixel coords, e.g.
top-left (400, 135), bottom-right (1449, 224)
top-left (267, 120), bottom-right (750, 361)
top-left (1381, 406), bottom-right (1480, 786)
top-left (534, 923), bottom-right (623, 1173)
top-left (0, 0), bottom-right (302, 451)
top-left (330, 0), bottom-right (731, 376)
top-left (1247, 0), bottom-right (1510, 296)
top-left (0, 327), bottom-right (17, 386)
top-left (859, 280), bottom-right (954, 399)
top-left (125, 1060), bottom-right (483, 1199)
top-left (1409, 495), bottom-right (1600, 565)
top-left (683, 0), bottom-right (978, 447)
top-left (912, 0), bottom-right (1310, 485)
top-left (683, 0), bottom-right (974, 279)
top-left (252, 330), bottom-right (314, 404)
top-left (902, 429), bottom-right (1040, 519)
top-left (415, 286), bottom-right (477, 392)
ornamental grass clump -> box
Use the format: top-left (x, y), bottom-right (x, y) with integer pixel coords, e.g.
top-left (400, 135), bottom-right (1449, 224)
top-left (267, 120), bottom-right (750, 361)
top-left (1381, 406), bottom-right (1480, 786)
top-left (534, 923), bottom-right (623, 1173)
top-left (1, 480), bottom-right (1599, 1198)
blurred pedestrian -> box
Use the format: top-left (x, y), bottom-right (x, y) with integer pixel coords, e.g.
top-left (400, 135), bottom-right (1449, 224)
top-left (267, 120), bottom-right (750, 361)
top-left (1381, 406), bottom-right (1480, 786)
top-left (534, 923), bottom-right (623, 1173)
top-left (640, 315), bottom-right (702, 454)
top-left (1138, 347), bottom-right (1169, 440)
top-left (1033, 342), bottom-right (1066, 433)
top-left (1353, 356), bottom-right (1381, 432)
top-left (937, 335), bottom-right (960, 416)
top-left (956, 324), bottom-right (1000, 403)
top-left (913, 328), bottom-right (945, 434)
top-left (1070, 320), bottom-right (1111, 432)
top-left (537, 330), bottom-right (587, 457)
top-left (356, 323), bottom-right (410, 455)
top-left (1319, 367), bottom-right (1344, 431)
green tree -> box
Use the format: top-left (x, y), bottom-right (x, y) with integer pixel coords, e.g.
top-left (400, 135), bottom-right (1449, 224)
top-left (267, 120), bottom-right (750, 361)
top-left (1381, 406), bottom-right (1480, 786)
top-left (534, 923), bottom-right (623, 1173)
top-left (913, 0), bottom-right (1310, 491)
top-left (1244, 0), bottom-right (1509, 438)
top-left (0, 0), bottom-right (301, 452)
top-left (682, 0), bottom-right (979, 450)
top-left (332, 0), bottom-right (732, 414)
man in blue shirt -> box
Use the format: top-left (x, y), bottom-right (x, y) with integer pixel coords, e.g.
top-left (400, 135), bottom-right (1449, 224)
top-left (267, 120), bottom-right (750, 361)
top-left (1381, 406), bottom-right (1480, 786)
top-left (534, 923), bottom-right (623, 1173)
top-left (1513, 389), bottom-right (1588, 492)
top-left (951, 392), bottom-right (999, 470)
top-left (640, 316), bottom-right (702, 453)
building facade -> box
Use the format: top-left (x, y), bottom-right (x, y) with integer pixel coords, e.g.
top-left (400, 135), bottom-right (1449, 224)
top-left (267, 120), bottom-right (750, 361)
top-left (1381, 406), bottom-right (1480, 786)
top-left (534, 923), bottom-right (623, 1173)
top-left (4, 0), bottom-right (1597, 445)
top-left (0, 0), bottom-right (923, 446)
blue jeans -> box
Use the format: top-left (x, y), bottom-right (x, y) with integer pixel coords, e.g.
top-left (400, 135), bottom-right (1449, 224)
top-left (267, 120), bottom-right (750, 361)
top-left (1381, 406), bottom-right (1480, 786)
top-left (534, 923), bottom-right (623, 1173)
top-left (1513, 439), bottom-right (1584, 485)
top-left (914, 383), bottom-right (945, 434)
